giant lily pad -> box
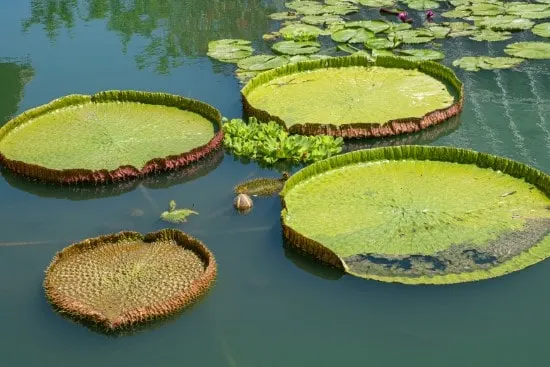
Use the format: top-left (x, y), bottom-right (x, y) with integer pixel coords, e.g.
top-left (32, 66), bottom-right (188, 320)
top-left (272, 40), bottom-right (321, 55)
top-left (504, 41), bottom-right (550, 59)
top-left (44, 229), bottom-right (217, 332)
top-left (242, 55), bottom-right (463, 138)
top-left (452, 56), bottom-right (525, 71)
top-left (280, 146), bottom-right (550, 284)
top-left (0, 91), bottom-right (223, 184)
top-left (207, 39), bottom-right (253, 63)
top-left (532, 23), bottom-right (550, 37)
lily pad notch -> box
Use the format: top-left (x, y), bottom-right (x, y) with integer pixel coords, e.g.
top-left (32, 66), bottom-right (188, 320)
top-left (280, 146), bottom-right (550, 285)
top-left (44, 229), bottom-right (217, 332)
top-left (0, 91), bottom-right (224, 184)
top-left (241, 55), bottom-right (464, 139)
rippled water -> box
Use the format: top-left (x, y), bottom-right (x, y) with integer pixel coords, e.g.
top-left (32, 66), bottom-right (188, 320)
top-left (0, 1), bottom-right (549, 366)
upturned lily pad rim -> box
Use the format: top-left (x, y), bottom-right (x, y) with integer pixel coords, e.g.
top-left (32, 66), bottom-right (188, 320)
top-left (280, 145), bottom-right (550, 285)
top-left (44, 229), bottom-right (217, 332)
top-left (241, 55), bottom-right (464, 139)
top-left (0, 90), bottom-right (224, 185)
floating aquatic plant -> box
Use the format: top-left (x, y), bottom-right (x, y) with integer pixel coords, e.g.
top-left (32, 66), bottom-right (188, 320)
top-left (234, 172), bottom-right (290, 197)
top-left (280, 145), bottom-right (550, 285)
top-left (504, 42), bottom-right (550, 59)
top-left (532, 23), bottom-right (550, 38)
top-left (44, 229), bottom-right (217, 332)
top-left (160, 200), bottom-right (199, 223)
top-left (272, 40), bottom-right (321, 55)
top-left (452, 56), bottom-right (525, 71)
top-left (234, 193), bottom-right (254, 213)
top-left (0, 91), bottom-right (223, 184)
top-left (207, 39), bottom-right (254, 63)
top-left (242, 55), bottom-right (463, 138)
top-left (222, 117), bottom-right (343, 164)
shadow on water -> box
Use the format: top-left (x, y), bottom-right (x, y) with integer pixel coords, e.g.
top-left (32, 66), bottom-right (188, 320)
top-left (343, 115), bottom-right (462, 153)
top-left (0, 148), bottom-right (225, 200)
top-left (283, 237), bottom-right (345, 281)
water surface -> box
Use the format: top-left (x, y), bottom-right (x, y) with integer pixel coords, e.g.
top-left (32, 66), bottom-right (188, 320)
top-left (1, 1), bottom-right (549, 366)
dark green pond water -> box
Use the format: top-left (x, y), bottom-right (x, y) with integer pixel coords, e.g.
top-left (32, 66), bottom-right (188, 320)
top-left (1, 1), bottom-right (549, 366)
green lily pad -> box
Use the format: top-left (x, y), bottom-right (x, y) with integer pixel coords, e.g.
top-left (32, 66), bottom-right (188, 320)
top-left (286, 1), bottom-right (325, 15)
top-left (280, 146), bottom-right (550, 284)
top-left (323, 3), bottom-right (360, 15)
top-left (272, 40), bottom-right (321, 55)
top-left (504, 41), bottom-right (550, 59)
top-left (269, 12), bottom-right (299, 20)
top-left (235, 69), bottom-right (260, 84)
top-left (161, 201), bottom-right (199, 223)
top-left (442, 8), bottom-right (472, 18)
top-left (338, 43), bottom-right (361, 53)
top-left (392, 29), bottom-right (435, 43)
top-left (242, 56), bottom-right (458, 134)
top-left (404, 0), bottom-right (441, 10)
top-left (506, 3), bottom-right (550, 19)
top-left (371, 49), bottom-right (396, 57)
top-left (532, 22), bottom-right (550, 37)
top-left (280, 23), bottom-right (323, 40)
top-left (332, 28), bottom-right (375, 43)
top-left (469, 29), bottom-right (512, 42)
top-left (302, 14), bottom-right (344, 25)
top-left (207, 39), bottom-right (253, 63)
top-left (237, 55), bottom-right (290, 71)
top-left (468, 3), bottom-right (505, 16)
top-left (474, 15), bottom-right (534, 30)
top-left (384, 22), bottom-right (413, 32)
top-left (447, 21), bottom-right (478, 37)
top-left (365, 37), bottom-right (399, 49)
top-left (452, 56), bottom-right (524, 71)
top-left (396, 49), bottom-right (445, 61)
top-left (0, 91), bottom-right (222, 182)
top-left (345, 20), bottom-right (391, 33)
top-left (359, 0), bottom-right (396, 7)
top-left (427, 25), bottom-right (451, 39)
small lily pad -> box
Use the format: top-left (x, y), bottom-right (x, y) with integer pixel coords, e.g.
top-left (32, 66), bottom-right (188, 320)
top-left (371, 49), bottom-right (395, 58)
top-left (237, 55), bottom-right (290, 71)
top-left (404, 0), bottom-right (441, 10)
top-left (442, 8), bottom-right (472, 18)
top-left (359, 0), bottom-right (396, 6)
top-left (323, 3), bottom-right (360, 15)
top-left (468, 3), bottom-right (505, 16)
top-left (532, 23), bottom-right (550, 37)
top-left (427, 25), bottom-right (451, 39)
top-left (346, 20), bottom-right (391, 33)
top-left (302, 14), bottom-right (344, 25)
top-left (280, 23), bottom-right (323, 40)
top-left (269, 12), bottom-right (299, 20)
top-left (235, 69), bottom-right (260, 84)
top-left (469, 29), bottom-right (512, 42)
top-left (504, 41), bottom-right (550, 59)
top-left (474, 16), bottom-right (534, 31)
top-left (396, 49), bottom-right (445, 61)
top-left (338, 43), bottom-right (361, 53)
top-left (506, 3), bottom-right (550, 19)
top-left (452, 56), bottom-right (525, 71)
top-left (447, 21), bottom-right (478, 37)
top-left (332, 28), bottom-right (375, 43)
top-left (392, 29), bottom-right (435, 43)
top-left (365, 37), bottom-right (399, 49)
top-left (207, 39), bottom-right (253, 63)
top-left (272, 40), bottom-right (321, 55)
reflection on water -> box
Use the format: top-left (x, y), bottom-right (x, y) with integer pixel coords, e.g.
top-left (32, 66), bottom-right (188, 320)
top-left (1, 148), bottom-right (225, 200)
top-left (0, 59), bottom-right (34, 124)
top-left (22, 0), bottom-right (282, 73)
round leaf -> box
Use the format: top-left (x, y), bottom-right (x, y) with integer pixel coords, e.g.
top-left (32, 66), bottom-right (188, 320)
top-left (207, 39), bottom-right (253, 63)
top-left (279, 23), bottom-right (323, 40)
top-left (237, 55), bottom-right (290, 71)
top-left (272, 40), bottom-right (321, 55)
top-left (504, 41), bottom-right (550, 59)
top-left (397, 49), bottom-right (445, 61)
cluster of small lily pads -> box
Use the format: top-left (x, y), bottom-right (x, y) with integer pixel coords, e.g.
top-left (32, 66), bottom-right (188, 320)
top-left (222, 117), bottom-right (343, 164)
top-left (207, 0), bottom-right (550, 78)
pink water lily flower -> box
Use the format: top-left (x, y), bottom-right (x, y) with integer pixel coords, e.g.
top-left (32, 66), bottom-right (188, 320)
top-left (426, 10), bottom-right (435, 20)
top-left (398, 11), bottom-right (408, 22)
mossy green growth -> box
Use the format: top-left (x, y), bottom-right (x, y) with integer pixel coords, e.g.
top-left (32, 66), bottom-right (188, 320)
top-left (222, 118), bottom-right (343, 165)
top-left (243, 59), bottom-right (454, 128)
top-left (160, 200), bottom-right (198, 223)
top-left (0, 92), bottom-right (218, 171)
top-left (234, 173), bottom-right (289, 196)
top-left (281, 146), bottom-right (550, 284)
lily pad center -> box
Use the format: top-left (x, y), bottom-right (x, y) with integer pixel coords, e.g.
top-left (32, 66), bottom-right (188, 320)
top-left (245, 66), bottom-right (454, 127)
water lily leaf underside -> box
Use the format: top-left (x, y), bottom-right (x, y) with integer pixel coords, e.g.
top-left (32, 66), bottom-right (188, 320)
top-left (245, 66), bottom-right (454, 127)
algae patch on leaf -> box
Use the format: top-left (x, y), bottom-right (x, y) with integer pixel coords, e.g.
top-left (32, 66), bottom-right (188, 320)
top-left (280, 146), bottom-right (550, 284)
